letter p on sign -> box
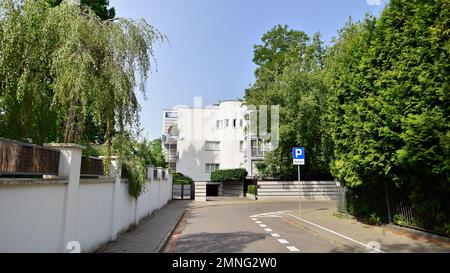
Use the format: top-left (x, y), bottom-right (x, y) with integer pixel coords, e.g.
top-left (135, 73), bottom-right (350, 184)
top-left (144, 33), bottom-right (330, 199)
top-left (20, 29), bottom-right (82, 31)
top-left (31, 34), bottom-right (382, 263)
top-left (293, 147), bottom-right (305, 165)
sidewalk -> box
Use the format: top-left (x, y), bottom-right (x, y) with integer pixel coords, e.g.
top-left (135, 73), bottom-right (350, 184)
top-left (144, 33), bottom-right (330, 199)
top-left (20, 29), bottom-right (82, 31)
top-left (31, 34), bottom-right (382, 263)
top-left (284, 207), bottom-right (450, 253)
top-left (98, 200), bottom-right (191, 253)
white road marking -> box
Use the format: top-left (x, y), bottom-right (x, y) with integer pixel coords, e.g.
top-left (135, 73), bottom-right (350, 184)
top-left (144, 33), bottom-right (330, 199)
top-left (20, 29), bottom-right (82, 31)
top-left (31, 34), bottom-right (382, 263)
top-left (287, 246), bottom-right (300, 252)
top-left (250, 210), bottom-right (291, 218)
top-left (250, 212), bottom-right (302, 252)
top-left (277, 239), bottom-right (289, 244)
top-left (288, 214), bottom-right (385, 253)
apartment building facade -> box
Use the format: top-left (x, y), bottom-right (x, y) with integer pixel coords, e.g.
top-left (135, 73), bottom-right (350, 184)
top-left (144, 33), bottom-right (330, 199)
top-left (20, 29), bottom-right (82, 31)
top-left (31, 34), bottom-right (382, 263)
top-left (162, 100), bottom-right (268, 181)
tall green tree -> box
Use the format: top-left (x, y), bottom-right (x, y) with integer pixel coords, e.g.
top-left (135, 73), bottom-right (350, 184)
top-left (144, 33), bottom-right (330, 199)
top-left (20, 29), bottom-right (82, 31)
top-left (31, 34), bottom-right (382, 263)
top-left (324, 0), bottom-right (450, 229)
top-left (325, 0), bottom-right (449, 190)
top-left (0, 0), bottom-right (165, 151)
top-left (245, 25), bottom-right (331, 179)
top-left (149, 138), bottom-right (168, 168)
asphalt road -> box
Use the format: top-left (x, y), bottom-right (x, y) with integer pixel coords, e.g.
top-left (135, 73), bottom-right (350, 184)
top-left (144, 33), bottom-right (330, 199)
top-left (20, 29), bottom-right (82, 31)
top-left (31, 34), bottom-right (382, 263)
top-left (169, 201), bottom-right (358, 253)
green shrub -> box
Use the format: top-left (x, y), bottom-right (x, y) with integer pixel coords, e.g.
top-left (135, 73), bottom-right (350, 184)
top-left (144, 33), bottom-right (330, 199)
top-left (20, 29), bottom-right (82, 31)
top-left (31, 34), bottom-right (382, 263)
top-left (393, 214), bottom-right (407, 226)
top-left (122, 158), bottom-right (146, 199)
top-left (247, 185), bottom-right (257, 195)
top-left (210, 168), bottom-right (248, 182)
top-left (367, 213), bottom-right (383, 226)
top-left (173, 172), bottom-right (193, 185)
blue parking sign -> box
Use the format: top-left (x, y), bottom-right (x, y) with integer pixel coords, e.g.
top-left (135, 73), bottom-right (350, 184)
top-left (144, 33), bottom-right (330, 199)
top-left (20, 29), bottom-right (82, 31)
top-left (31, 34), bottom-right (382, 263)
top-left (293, 147), bottom-right (305, 165)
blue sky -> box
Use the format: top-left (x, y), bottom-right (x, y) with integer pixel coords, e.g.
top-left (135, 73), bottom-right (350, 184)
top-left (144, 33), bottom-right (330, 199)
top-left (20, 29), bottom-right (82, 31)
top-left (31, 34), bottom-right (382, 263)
top-left (109, 0), bottom-right (387, 139)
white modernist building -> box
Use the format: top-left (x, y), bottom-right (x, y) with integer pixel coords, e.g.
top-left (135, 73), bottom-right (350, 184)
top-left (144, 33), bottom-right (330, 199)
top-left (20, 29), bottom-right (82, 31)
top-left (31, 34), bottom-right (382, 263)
top-left (162, 100), bottom-right (269, 181)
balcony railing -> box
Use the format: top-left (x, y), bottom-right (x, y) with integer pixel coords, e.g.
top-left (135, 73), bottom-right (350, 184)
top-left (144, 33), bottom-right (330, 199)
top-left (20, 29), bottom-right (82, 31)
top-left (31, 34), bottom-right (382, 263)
top-left (168, 152), bottom-right (179, 161)
top-left (251, 148), bottom-right (267, 157)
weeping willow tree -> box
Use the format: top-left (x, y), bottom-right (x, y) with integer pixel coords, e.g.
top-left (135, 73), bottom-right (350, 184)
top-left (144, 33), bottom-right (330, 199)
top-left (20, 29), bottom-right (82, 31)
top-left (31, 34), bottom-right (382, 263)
top-left (0, 0), bottom-right (166, 197)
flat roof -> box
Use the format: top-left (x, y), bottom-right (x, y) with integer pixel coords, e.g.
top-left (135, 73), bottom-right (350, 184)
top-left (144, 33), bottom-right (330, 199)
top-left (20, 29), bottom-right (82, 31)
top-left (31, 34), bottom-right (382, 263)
top-left (162, 99), bottom-right (243, 111)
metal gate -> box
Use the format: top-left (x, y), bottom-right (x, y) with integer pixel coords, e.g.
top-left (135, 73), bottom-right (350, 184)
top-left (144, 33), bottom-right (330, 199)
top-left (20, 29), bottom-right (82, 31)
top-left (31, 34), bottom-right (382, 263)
top-left (336, 184), bottom-right (347, 215)
top-left (172, 184), bottom-right (194, 200)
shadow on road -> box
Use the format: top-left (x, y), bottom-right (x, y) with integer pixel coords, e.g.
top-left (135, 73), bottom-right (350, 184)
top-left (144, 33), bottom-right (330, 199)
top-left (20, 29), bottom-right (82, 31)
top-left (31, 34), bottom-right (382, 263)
top-left (175, 231), bottom-right (268, 253)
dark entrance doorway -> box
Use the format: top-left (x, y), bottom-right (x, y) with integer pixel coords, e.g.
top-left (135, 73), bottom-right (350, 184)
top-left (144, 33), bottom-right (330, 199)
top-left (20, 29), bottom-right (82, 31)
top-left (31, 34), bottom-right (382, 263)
top-left (206, 183), bottom-right (219, 200)
top-left (244, 178), bottom-right (257, 197)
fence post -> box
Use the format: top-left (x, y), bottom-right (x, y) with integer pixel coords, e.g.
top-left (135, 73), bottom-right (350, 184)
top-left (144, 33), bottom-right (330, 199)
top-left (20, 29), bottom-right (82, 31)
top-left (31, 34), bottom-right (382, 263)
top-left (157, 168), bottom-right (162, 208)
top-left (147, 166), bottom-right (154, 214)
top-left (100, 156), bottom-right (121, 241)
top-left (384, 182), bottom-right (393, 224)
top-left (44, 143), bottom-right (85, 253)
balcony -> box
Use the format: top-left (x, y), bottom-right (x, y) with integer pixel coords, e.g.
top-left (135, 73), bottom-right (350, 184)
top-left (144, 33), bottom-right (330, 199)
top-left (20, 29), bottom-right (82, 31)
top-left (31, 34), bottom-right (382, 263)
top-left (169, 152), bottom-right (179, 160)
top-left (251, 147), bottom-right (267, 158)
top-left (168, 152), bottom-right (179, 161)
top-left (163, 134), bottom-right (180, 145)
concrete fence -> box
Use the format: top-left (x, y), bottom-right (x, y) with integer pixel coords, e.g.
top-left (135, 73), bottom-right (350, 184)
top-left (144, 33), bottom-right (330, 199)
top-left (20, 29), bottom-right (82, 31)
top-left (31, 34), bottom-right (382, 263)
top-left (194, 182), bottom-right (208, 201)
top-left (257, 181), bottom-right (337, 201)
top-left (0, 143), bottom-right (172, 253)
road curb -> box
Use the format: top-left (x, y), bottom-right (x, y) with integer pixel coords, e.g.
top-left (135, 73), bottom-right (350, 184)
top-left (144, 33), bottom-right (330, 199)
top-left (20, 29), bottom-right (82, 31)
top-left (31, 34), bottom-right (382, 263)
top-left (384, 224), bottom-right (450, 246)
top-left (156, 208), bottom-right (187, 253)
top-left (191, 199), bottom-right (332, 209)
top-left (282, 213), bottom-right (360, 252)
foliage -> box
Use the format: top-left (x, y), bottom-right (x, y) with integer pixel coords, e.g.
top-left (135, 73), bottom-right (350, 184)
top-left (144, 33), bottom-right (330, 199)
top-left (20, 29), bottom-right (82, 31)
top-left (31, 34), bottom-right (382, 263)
top-left (367, 213), bottom-right (383, 226)
top-left (122, 158), bottom-right (146, 199)
top-left (247, 185), bottom-right (257, 195)
top-left (47, 0), bottom-right (115, 20)
top-left (393, 214), bottom-right (407, 226)
top-left (111, 131), bottom-right (153, 199)
top-left (324, 0), bottom-right (449, 230)
top-left (210, 168), bottom-right (248, 182)
top-left (346, 185), bottom-right (388, 224)
top-left (325, 1), bottom-right (449, 189)
top-left (245, 25), bottom-right (332, 180)
top-left (149, 138), bottom-right (168, 168)
top-left (0, 0), bottom-right (166, 148)
top-left (173, 173), bottom-right (193, 185)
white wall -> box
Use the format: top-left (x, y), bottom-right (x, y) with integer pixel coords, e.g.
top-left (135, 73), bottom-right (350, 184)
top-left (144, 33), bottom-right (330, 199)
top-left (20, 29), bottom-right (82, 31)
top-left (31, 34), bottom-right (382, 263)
top-left (0, 183), bottom-right (66, 252)
top-left (0, 177), bottom-right (172, 253)
top-left (257, 181), bottom-right (337, 201)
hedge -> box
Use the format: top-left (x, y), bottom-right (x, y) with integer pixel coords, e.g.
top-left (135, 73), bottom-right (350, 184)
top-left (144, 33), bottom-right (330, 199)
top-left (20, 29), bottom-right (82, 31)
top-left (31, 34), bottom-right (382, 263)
top-left (247, 185), bottom-right (257, 195)
top-left (173, 172), bottom-right (194, 185)
top-left (210, 168), bottom-right (248, 182)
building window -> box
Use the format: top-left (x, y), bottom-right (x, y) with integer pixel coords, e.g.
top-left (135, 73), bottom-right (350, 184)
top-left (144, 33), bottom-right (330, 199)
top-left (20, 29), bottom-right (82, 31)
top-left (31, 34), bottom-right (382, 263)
top-left (216, 120), bottom-right (223, 129)
top-left (205, 141), bottom-right (220, 151)
top-left (225, 119), bottom-right (229, 128)
top-left (165, 112), bottom-right (178, 118)
top-left (251, 139), bottom-right (266, 157)
top-left (206, 164), bottom-right (220, 173)
top-left (233, 119), bottom-right (237, 128)
top-left (240, 141), bottom-right (244, 152)
top-left (240, 119), bottom-right (244, 128)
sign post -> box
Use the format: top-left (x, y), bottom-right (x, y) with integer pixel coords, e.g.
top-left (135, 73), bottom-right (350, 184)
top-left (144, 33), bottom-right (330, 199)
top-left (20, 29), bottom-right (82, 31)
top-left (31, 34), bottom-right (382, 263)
top-left (293, 147), bottom-right (305, 214)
